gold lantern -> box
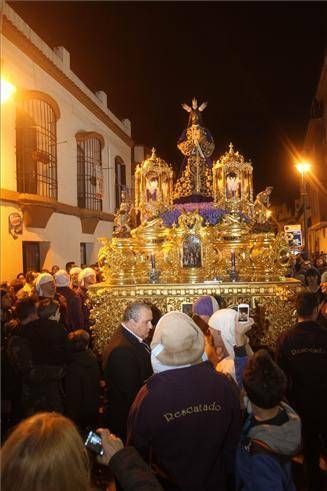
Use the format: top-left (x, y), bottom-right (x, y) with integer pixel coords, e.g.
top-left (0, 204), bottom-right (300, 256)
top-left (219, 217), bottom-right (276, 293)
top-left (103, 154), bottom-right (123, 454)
top-left (134, 148), bottom-right (173, 222)
top-left (213, 143), bottom-right (253, 215)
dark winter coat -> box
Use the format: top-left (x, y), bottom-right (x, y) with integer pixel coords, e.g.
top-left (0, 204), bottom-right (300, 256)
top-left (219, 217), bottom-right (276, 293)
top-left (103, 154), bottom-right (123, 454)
top-left (109, 446), bottom-right (163, 491)
top-left (65, 349), bottom-right (101, 429)
top-left (276, 320), bottom-right (327, 420)
top-left (76, 286), bottom-right (93, 332)
top-left (12, 319), bottom-right (70, 414)
top-left (102, 326), bottom-right (153, 441)
top-left (19, 318), bottom-right (70, 366)
top-left (127, 361), bottom-right (241, 491)
top-left (7, 329), bottom-right (66, 415)
top-left (56, 286), bottom-right (84, 331)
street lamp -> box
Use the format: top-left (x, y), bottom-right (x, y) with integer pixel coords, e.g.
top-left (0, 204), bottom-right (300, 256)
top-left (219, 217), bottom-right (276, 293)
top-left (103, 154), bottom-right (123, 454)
top-left (0, 79), bottom-right (16, 104)
top-left (295, 161), bottom-right (311, 254)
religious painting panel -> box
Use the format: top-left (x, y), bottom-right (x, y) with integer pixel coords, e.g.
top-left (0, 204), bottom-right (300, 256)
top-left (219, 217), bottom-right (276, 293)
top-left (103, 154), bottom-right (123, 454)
top-left (146, 173), bottom-right (159, 202)
top-left (182, 235), bottom-right (202, 268)
top-left (226, 171), bottom-right (241, 199)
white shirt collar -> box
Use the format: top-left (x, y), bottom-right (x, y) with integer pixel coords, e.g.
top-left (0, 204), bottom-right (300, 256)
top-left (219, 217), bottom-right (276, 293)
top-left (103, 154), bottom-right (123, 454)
top-left (122, 323), bottom-right (143, 343)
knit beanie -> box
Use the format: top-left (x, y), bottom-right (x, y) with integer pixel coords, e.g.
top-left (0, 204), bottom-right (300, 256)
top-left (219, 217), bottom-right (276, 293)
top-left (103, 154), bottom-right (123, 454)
top-left (54, 269), bottom-right (70, 287)
top-left (193, 295), bottom-right (219, 316)
top-left (35, 272), bottom-right (54, 295)
top-left (78, 267), bottom-right (96, 287)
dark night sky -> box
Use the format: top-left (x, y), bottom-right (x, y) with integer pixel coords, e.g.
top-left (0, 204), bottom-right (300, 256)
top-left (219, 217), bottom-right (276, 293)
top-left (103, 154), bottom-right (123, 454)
top-left (8, 1), bottom-right (327, 204)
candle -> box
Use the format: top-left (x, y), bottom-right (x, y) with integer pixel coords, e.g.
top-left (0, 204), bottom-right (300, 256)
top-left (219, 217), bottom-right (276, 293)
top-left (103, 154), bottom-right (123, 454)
top-left (231, 250), bottom-right (236, 268)
top-left (151, 253), bottom-right (156, 269)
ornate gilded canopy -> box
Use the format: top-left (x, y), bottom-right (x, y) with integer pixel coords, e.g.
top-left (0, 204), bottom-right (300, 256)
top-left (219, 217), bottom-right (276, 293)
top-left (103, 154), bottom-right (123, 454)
top-left (92, 99), bottom-right (299, 354)
top-left (100, 100), bottom-right (291, 286)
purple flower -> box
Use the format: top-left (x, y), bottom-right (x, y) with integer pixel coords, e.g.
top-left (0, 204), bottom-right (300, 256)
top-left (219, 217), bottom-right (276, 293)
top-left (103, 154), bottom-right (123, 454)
top-left (160, 208), bottom-right (182, 227)
top-left (200, 207), bottom-right (226, 225)
top-left (160, 202), bottom-right (251, 227)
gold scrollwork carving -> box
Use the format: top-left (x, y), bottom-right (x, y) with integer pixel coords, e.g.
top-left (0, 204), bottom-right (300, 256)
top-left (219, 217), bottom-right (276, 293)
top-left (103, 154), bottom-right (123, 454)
top-left (89, 280), bottom-right (302, 353)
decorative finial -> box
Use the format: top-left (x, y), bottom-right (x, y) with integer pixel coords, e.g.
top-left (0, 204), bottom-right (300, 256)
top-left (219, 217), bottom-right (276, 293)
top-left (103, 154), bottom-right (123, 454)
top-left (182, 103), bottom-right (191, 113)
top-left (198, 101), bottom-right (207, 112)
top-left (182, 99), bottom-right (207, 113)
top-left (229, 142), bottom-right (234, 153)
top-left (151, 147), bottom-right (156, 159)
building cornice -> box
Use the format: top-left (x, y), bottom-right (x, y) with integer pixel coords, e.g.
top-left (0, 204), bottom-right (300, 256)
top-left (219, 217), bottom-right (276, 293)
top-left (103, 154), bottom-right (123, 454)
top-left (2, 10), bottom-right (134, 148)
top-left (0, 189), bottom-right (114, 232)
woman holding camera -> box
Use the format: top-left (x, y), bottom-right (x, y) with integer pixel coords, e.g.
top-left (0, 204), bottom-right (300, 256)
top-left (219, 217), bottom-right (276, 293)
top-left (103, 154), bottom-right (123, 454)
top-left (1, 412), bottom-right (162, 491)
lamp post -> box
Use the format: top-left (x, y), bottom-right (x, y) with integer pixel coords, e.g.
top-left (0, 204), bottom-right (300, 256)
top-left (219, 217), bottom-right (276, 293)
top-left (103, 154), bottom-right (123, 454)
top-left (0, 79), bottom-right (16, 104)
top-left (295, 162), bottom-right (311, 255)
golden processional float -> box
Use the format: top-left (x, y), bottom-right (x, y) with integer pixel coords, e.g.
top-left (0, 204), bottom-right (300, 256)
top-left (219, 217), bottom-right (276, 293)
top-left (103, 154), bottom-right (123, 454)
top-left (90, 99), bottom-right (301, 353)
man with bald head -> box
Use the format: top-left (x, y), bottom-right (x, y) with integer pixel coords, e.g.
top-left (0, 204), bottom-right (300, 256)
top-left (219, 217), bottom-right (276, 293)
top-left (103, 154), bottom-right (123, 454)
top-left (102, 302), bottom-right (153, 441)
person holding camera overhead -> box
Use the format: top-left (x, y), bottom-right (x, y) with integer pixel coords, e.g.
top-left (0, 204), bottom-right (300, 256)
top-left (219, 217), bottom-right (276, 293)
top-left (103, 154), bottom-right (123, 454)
top-left (208, 307), bottom-right (254, 384)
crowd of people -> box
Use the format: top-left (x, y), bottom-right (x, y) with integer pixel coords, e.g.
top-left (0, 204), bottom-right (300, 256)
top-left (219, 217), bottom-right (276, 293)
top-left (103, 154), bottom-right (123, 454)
top-left (288, 252), bottom-right (327, 330)
top-left (1, 254), bottom-right (327, 491)
top-left (290, 252), bottom-right (327, 290)
top-left (1, 261), bottom-right (100, 430)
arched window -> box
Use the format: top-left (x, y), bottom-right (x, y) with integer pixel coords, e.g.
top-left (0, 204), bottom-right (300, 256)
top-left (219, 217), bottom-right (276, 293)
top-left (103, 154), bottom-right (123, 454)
top-left (115, 156), bottom-right (126, 209)
top-left (16, 91), bottom-right (59, 199)
top-left (76, 132), bottom-right (104, 211)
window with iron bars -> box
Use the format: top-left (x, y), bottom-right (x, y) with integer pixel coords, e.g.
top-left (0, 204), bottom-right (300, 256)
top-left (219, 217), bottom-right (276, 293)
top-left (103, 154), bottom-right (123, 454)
top-left (16, 96), bottom-right (58, 199)
top-left (77, 134), bottom-right (103, 211)
top-left (115, 156), bottom-right (126, 210)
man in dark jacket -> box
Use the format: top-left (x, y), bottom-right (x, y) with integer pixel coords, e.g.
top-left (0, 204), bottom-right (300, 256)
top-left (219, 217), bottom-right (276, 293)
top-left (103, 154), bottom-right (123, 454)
top-left (102, 302), bottom-right (153, 441)
top-left (4, 296), bottom-right (38, 428)
top-left (76, 267), bottom-right (97, 332)
top-left (65, 329), bottom-right (101, 431)
top-left (7, 297), bottom-right (68, 417)
top-left (276, 291), bottom-right (327, 491)
top-left (35, 272), bottom-right (68, 327)
top-left (18, 298), bottom-right (70, 414)
top-left (54, 269), bottom-right (84, 331)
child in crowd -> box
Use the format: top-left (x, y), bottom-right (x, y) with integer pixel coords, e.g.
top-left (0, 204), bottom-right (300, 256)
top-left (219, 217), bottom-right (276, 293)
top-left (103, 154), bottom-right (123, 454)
top-left (236, 349), bottom-right (301, 491)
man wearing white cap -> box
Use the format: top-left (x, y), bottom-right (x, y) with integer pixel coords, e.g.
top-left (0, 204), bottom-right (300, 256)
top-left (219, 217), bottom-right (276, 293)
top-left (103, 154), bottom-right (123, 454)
top-left (78, 267), bottom-right (97, 290)
top-left (127, 311), bottom-right (241, 490)
top-left (54, 270), bottom-right (84, 331)
top-left (76, 267), bottom-right (97, 332)
top-left (69, 266), bottom-right (82, 291)
top-left (35, 272), bottom-right (56, 298)
top-left (35, 272), bottom-right (67, 326)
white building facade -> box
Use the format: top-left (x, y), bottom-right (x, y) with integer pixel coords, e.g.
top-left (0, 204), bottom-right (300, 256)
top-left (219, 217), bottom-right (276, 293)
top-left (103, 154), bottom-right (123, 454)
top-left (1, 2), bottom-right (133, 280)
top-left (303, 53), bottom-right (327, 254)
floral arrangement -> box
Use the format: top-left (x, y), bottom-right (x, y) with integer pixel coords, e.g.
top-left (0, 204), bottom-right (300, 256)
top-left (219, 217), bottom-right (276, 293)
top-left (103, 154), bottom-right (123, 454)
top-left (160, 202), bottom-right (227, 227)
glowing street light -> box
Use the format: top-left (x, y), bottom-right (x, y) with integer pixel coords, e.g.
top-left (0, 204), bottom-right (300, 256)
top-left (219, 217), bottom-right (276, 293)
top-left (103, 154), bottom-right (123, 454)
top-left (295, 161), bottom-right (311, 254)
top-left (295, 162), bottom-right (311, 175)
top-left (0, 79), bottom-right (16, 104)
